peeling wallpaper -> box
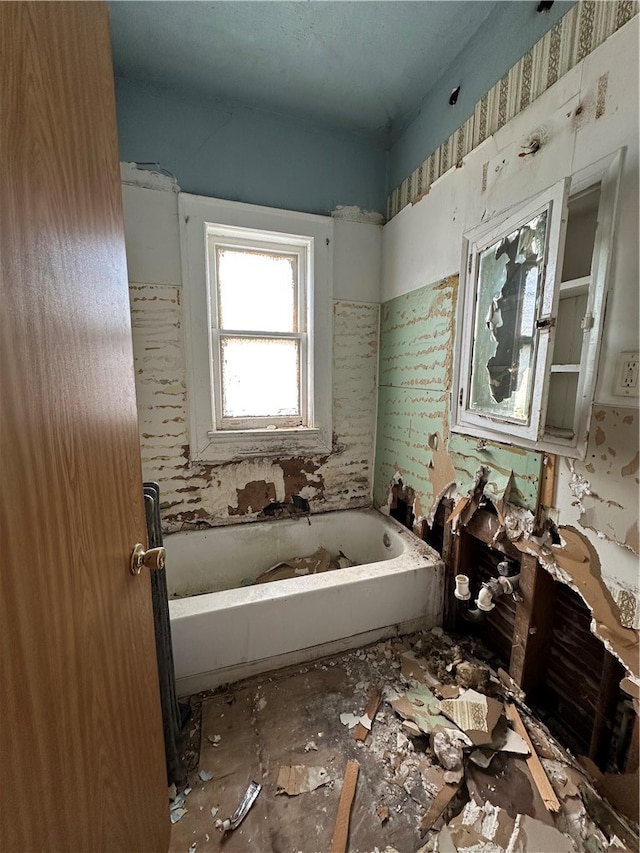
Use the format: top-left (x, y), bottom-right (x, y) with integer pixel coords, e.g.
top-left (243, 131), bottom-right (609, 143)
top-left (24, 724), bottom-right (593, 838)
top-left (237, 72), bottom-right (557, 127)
top-left (387, 0), bottom-right (639, 219)
top-left (378, 14), bottom-right (638, 641)
top-left (131, 289), bottom-right (379, 530)
top-left (569, 406), bottom-right (639, 554)
top-left (373, 276), bottom-right (543, 521)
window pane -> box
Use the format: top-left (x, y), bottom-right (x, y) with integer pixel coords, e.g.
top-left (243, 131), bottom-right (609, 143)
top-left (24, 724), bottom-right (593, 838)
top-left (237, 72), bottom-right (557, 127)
top-left (221, 337), bottom-right (300, 419)
top-left (217, 248), bottom-right (297, 332)
top-left (469, 211), bottom-right (547, 423)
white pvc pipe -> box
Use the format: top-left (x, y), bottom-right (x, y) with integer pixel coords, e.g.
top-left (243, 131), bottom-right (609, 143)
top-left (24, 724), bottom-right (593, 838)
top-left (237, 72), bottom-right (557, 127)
top-left (476, 585), bottom-right (495, 611)
top-left (454, 574), bottom-right (471, 601)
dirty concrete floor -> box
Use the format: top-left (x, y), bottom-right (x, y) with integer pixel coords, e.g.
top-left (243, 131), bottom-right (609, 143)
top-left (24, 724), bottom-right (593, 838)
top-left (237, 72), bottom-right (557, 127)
top-left (168, 630), bottom-right (637, 853)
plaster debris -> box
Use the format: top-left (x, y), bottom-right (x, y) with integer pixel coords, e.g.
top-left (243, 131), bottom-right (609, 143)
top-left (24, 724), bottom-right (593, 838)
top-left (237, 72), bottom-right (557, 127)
top-left (276, 765), bottom-right (330, 796)
top-left (198, 770), bottom-right (213, 782)
top-left (354, 681), bottom-right (384, 742)
top-left (439, 688), bottom-right (503, 746)
top-left (169, 785), bottom-right (191, 823)
top-left (179, 626), bottom-right (637, 851)
top-left (376, 804), bottom-right (390, 825)
top-left (431, 729), bottom-right (464, 771)
top-left (340, 712), bottom-right (360, 729)
top-left (254, 546), bottom-right (359, 584)
top-left (391, 684), bottom-right (461, 736)
top-left (437, 798), bottom-right (575, 852)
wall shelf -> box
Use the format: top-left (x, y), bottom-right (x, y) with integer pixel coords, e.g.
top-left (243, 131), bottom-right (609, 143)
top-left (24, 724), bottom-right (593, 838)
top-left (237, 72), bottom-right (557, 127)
top-left (559, 275), bottom-right (590, 297)
top-left (550, 363), bottom-right (581, 373)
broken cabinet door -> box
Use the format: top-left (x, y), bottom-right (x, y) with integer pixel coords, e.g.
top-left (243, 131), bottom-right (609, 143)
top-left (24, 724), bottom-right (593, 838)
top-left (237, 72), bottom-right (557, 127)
top-left (453, 179), bottom-right (570, 444)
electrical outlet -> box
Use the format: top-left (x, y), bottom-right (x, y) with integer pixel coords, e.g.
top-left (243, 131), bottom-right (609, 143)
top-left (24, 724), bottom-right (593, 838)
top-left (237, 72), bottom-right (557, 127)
top-left (614, 351), bottom-right (639, 397)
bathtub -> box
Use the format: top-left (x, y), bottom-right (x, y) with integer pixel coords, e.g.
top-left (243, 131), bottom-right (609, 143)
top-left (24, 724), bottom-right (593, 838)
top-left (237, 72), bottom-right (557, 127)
top-left (165, 508), bottom-right (444, 695)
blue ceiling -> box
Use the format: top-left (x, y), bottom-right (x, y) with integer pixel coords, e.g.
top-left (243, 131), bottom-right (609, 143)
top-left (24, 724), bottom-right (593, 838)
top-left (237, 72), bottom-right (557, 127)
top-left (109, 1), bottom-right (500, 141)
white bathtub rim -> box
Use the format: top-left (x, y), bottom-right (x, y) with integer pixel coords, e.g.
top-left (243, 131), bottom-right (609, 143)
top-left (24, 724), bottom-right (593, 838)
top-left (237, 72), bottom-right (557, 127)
top-left (168, 510), bottom-right (441, 619)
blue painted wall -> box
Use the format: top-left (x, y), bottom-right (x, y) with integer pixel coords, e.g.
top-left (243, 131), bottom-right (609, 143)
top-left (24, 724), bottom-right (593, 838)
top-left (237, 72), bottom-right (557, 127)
top-left (115, 78), bottom-right (387, 216)
top-left (387, 1), bottom-right (576, 191)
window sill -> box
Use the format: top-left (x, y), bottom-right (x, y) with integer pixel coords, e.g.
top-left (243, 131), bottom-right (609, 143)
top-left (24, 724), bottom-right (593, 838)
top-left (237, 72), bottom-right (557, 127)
top-left (193, 426), bottom-right (332, 463)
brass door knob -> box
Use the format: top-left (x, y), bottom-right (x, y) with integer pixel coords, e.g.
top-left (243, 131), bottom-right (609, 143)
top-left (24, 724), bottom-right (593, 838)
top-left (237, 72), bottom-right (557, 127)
top-left (130, 543), bottom-right (166, 575)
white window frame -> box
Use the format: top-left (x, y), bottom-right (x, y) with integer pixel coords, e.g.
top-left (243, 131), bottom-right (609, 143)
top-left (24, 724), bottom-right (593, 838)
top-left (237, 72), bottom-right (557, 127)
top-left (180, 193), bottom-right (333, 463)
top-left (452, 149), bottom-right (623, 459)
top-left (208, 228), bottom-right (310, 431)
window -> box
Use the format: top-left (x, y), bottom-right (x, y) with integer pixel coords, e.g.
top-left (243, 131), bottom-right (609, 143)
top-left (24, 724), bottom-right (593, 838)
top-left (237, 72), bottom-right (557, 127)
top-left (452, 150), bottom-right (623, 458)
top-left (180, 194), bottom-right (333, 462)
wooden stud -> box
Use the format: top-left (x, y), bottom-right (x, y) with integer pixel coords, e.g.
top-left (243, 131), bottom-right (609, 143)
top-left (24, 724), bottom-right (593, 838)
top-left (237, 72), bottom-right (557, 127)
top-left (419, 780), bottom-right (462, 835)
top-left (504, 703), bottom-right (561, 812)
top-left (509, 553), bottom-right (556, 695)
top-left (353, 682), bottom-right (383, 742)
top-left (539, 453), bottom-right (557, 509)
top-left (329, 759), bottom-right (359, 853)
top-left (441, 499), bottom-right (460, 631)
top-left (589, 652), bottom-right (625, 768)
top-left (626, 710), bottom-right (639, 773)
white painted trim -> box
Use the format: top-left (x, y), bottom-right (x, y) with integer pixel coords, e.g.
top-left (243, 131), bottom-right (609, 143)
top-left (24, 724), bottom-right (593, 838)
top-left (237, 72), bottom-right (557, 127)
top-left (565, 149), bottom-right (624, 457)
top-left (180, 193), bottom-right (333, 462)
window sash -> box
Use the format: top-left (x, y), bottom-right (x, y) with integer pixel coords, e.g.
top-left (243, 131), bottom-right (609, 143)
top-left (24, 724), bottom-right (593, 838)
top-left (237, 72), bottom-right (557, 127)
top-left (213, 330), bottom-right (307, 429)
top-left (179, 192), bottom-right (333, 463)
top-left (206, 230), bottom-right (311, 431)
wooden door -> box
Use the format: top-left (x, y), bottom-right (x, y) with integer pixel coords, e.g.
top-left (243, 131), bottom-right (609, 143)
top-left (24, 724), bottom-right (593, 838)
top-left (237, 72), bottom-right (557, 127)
top-left (0, 3), bottom-right (170, 850)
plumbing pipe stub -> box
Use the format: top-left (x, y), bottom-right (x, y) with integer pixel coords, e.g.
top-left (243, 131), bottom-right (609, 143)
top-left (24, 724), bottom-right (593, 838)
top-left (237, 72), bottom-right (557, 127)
top-left (454, 574), bottom-right (471, 601)
top-left (476, 585), bottom-right (495, 611)
top-left (498, 576), bottom-right (514, 594)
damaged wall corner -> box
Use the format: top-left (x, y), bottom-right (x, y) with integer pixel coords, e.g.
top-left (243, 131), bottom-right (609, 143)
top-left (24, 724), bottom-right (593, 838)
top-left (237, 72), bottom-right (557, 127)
top-left (126, 178), bottom-right (381, 531)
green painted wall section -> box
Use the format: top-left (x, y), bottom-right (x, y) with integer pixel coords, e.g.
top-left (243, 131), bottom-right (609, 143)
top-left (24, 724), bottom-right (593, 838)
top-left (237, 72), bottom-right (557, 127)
top-left (374, 275), bottom-right (543, 517)
top-left (378, 275), bottom-right (455, 391)
top-left (373, 386), bottom-right (449, 511)
top-left (448, 433), bottom-right (542, 510)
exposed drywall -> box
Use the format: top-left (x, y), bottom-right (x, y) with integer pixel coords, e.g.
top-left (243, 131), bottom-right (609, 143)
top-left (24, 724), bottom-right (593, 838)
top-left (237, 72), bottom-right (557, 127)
top-left (376, 20), bottom-right (639, 642)
top-left (115, 78), bottom-right (386, 217)
top-left (124, 170), bottom-right (380, 531)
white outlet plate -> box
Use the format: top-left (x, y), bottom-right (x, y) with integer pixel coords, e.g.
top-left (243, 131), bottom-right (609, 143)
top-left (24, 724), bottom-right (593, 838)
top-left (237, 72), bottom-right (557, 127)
top-left (613, 351), bottom-right (640, 397)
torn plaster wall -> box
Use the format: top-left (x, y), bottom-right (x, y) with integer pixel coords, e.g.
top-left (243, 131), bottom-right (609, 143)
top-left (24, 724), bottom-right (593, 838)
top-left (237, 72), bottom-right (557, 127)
top-left (373, 275), bottom-right (544, 527)
top-left (448, 434), bottom-right (542, 511)
top-left (564, 406), bottom-right (639, 554)
top-left (553, 406), bottom-right (640, 630)
top-left (125, 176), bottom-right (380, 531)
top-left (130, 286), bottom-right (379, 530)
top-left (376, 20), bottom-right (639, 659)
top-left (374, 273), bottom-right (456, 526)
top-left (374, 18), bottom-right (640, 673)
top-left (508, 524), bottom-right (640, 681)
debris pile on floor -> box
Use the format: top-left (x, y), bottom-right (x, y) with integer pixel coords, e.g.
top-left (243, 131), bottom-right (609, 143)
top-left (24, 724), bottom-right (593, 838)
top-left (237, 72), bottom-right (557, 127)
top-left (169, 628), bottom-right (638, 853)
top-left (252, 546), bottom-right (358, 584)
